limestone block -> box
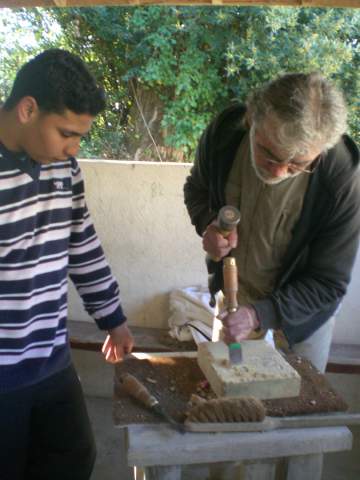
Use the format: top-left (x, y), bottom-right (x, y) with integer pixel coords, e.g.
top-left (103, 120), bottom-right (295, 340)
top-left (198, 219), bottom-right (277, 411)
top-left (197, 340), bottom-right (301, 399)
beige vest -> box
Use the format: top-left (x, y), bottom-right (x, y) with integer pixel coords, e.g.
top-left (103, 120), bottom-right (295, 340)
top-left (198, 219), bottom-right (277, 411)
top-left (225, 133), bottom-right (309, 306)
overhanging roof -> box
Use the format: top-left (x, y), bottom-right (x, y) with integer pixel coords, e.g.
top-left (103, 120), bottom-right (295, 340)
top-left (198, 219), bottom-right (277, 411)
top-left (1, 0), bottom-right (359, 8)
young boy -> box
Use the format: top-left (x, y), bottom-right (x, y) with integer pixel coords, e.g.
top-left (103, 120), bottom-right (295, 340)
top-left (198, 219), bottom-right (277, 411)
top-left (0, 49), bottom-right (133, 480)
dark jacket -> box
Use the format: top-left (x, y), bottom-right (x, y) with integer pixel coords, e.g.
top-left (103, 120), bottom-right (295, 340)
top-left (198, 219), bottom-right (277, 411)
top-left (184, 104), bottom-right (360, 345)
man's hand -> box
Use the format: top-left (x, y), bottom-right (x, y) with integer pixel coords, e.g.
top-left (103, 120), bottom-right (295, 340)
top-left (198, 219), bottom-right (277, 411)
top-left (219, 305), bottom-right (260, 343)
top-left (202, 221), bottom-right (238, 260)
top-left (101, 322), bottom-right (134, 364)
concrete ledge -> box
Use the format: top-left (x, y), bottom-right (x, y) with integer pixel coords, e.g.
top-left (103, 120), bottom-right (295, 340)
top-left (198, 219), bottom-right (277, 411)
top-left (72, 349), bottom-right (114, 398)
top-left (126, 425), bottom-right (352, 467)
top-left (327, 343), bottom-right (360, 374)
top-left (68, 320), bottom-right (194, 353)
top-left (69, 320), bottom-right (360, 374)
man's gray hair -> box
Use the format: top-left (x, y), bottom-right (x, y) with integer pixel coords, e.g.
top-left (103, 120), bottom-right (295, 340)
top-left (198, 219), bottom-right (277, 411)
top-left (247, 72), bottom-right (348, 157)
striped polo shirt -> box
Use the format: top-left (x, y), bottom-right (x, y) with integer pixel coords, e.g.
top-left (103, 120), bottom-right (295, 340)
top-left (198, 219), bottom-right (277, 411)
top-left (0, 142), bottom-right (126, 393)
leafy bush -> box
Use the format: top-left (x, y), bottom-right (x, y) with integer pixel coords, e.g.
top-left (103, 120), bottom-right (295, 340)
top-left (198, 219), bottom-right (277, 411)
top-left (1, 7), bottom-right (359, 161)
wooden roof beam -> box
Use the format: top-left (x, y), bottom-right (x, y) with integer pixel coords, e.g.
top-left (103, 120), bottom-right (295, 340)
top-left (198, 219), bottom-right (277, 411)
top-left (1, 0), bottom-right (359, 8)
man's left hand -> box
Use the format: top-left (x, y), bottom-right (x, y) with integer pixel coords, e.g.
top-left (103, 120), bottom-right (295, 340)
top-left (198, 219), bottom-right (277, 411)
top-left (101, 322), bottom-right (134, 363)
top-left (219, 305), bottom-right (260, 344)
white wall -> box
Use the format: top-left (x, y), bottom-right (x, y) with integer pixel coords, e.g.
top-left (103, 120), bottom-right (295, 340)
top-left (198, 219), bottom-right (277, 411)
top-left (68, 160), bottom-right (205, 328)
top-left (68, 160), bottom-right (360, 344)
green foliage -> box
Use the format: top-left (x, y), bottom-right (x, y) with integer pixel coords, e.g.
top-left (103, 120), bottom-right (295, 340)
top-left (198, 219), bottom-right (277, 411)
top-left (1, 6), bottom-right (359, 159)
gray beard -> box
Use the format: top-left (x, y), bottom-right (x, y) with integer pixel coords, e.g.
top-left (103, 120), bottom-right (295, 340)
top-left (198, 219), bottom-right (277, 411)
top-left (249, 138), bottom-right (301, 185)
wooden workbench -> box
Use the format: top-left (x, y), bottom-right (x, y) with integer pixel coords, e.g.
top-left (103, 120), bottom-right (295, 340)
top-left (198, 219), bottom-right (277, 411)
top-left (113, 352), bottom-right (355, 480)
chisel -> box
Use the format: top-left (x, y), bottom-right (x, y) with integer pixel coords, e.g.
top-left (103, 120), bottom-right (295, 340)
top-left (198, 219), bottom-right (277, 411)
top-left (119, 372), bottom-right (185, 433)
top-left (207, 205), bottom-right (241, 307)
top-left (223, 256), bottom-right (243, 364)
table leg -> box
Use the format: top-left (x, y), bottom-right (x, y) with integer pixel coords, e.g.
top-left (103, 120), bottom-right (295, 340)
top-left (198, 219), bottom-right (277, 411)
top-left (243, 460), bottom-right (277, 480)
top-left (133, 466), bottom-right (145, 480)
top-left (143, 465), bottom-right (181, 480)
top-left (286, 453), bottom-right (323, 480)
top-left (208, 462), bottom-right (239, 479)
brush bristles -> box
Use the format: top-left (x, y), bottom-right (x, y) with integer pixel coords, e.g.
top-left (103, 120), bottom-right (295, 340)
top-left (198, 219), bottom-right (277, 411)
top-left (185, 396), bottom-right (266, 423)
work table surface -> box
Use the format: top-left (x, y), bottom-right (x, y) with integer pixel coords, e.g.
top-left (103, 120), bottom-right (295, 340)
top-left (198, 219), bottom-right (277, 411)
top-left (113, 352), bottom-right (348, 428)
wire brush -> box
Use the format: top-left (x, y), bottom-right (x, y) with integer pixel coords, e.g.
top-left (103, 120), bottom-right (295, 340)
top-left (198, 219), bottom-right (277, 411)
top-left (185, 394), bottom-right (266, 423)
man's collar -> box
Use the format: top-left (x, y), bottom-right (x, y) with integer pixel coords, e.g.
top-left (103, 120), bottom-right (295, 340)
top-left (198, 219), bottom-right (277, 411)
top-left (0, 142), bottom-right (41, 180)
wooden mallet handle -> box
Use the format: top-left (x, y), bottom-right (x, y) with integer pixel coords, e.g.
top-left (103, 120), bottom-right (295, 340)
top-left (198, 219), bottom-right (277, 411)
top-left (210, 206), bottom-right (240, 262)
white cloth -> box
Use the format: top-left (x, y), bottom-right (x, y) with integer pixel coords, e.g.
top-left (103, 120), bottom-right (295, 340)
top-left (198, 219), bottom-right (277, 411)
top-left (168, 285), bottom-right (275, 347)
top-left (168, 286), bottom-right (215, 344)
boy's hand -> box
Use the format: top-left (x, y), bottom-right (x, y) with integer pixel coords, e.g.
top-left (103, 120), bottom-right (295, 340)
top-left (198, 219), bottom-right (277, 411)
top-left (101, 323), bottom-right (134, 363)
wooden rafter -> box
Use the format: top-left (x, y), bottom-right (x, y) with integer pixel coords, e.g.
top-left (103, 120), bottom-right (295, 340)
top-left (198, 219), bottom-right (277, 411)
top-left (1, 0), bottom-right (360, 8)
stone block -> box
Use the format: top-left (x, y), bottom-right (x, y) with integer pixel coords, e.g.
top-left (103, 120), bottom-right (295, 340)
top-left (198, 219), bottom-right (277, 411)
top-left (197, 340), bottom-right (301, 399)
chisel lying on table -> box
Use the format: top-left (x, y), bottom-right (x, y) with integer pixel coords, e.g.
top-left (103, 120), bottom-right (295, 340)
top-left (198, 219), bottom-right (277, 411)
top-left (119, 372), bottom-right (185, 433)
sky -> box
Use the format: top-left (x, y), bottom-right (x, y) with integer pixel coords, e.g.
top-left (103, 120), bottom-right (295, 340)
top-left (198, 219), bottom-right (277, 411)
top-left (0, 8), bottom-right (61, 50)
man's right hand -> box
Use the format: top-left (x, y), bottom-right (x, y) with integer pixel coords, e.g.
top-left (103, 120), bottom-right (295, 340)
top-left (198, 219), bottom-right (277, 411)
top-left (202, 221), bottom-right (238, 260)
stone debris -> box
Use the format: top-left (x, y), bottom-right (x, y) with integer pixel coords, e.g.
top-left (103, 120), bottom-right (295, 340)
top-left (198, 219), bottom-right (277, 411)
top-left (146, 377), bottom-right (157, 384)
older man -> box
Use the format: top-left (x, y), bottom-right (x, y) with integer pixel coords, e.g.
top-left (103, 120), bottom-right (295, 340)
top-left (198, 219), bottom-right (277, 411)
top-left (184, 72), bottom-right (360, 372)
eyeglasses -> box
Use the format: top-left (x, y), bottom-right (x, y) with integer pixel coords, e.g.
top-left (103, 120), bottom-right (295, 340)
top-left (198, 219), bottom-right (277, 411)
top-left (254, 140), bottom-right (322, 175)
top-left (250, 126), bottom-right (322, 175)
top-left (264, 155), bottom-right (320, 174)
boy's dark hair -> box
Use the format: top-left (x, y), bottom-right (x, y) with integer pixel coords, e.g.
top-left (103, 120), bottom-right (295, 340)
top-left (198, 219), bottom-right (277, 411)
top-left (3, 49), bottom-right (106, 115)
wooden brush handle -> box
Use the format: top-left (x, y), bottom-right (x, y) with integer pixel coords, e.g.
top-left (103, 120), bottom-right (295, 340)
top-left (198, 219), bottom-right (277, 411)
top-left (223, 257), bottom-right (238, 312)
top-left (120, 373), bottom-right (158, 408)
